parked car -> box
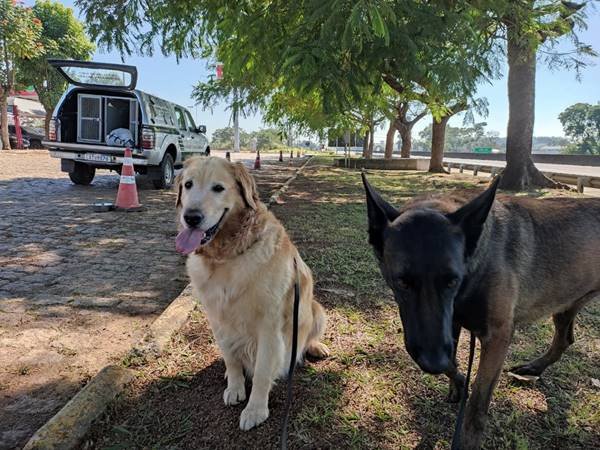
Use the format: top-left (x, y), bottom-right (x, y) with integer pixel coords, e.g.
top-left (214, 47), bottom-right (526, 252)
top-left (8, 125), bottom-right (43, 149)
top-left (43, 59), bottom-right (210, 188)
top-left (4, 128), bottom-right (31, 149)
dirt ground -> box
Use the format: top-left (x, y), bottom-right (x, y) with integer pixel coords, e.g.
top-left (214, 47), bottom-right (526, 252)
top-left (82, 160), bottom-right (599, 449)
top-left (0, 150), bottom-right (304, 449)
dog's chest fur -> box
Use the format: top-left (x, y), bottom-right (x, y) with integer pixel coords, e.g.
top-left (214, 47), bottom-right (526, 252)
top-left (186, 223), bottom-right (290, 372)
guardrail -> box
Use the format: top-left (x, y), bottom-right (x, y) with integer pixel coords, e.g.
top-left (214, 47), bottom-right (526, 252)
top-left (444, 162), bottom-right (600, 193)
top-left (412, 151), bottom-right (600, 167)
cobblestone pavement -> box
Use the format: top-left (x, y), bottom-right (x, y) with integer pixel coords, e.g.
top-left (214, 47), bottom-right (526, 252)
top-left (0, 150), bottom-right (302, 449)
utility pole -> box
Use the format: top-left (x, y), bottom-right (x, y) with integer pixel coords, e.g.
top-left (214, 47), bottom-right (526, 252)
top-left (233, 88), bottom-right (240, 152)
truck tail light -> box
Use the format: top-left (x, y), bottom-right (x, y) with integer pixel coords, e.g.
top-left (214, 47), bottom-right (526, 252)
top-left (141, 127), bottom-right (155, 149)
top-left (48, 119), bottom-right (57, 141)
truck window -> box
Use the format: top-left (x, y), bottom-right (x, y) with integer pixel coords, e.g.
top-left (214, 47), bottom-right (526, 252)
top-left (174, 108), bottom-right (186, 131)
top-left (184, 110), bottom-right (196, 131)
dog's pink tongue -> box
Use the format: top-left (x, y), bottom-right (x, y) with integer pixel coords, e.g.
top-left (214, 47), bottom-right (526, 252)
top-left (176, 228), bottom-right (206, 255)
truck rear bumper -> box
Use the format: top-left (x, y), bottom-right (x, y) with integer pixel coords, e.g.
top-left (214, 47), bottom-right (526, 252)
top-left (49, 150), bottom-right (149, 166)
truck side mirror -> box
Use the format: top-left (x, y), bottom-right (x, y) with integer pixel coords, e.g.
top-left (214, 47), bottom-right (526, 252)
top-left (197, 125), bottom-right (207, 134)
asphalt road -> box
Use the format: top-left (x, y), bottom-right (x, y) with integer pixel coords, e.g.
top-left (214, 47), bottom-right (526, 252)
top-left (442, 157), bottom-right (600, 177)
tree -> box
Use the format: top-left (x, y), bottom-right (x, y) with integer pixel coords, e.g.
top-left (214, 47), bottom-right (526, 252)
top-left (251, 128), bottom-right (284, 150)
top-left (558, 102), bottom-right (600, 155)
top-left (384, 99), bottom-right (427, 159)
top-left (78, 1), bottom-right (499, 160)
top-left (428, 101), bottom-right (468, 172)
top-left (418, 122), bottom-right (500, 151)
top-left (18, 1), bottom-right (94, 138)
top-left (211, 127), bottom-right (250, 150)
top-left (496, 1), bottom-right (596, 190)
top-left (0, 0), bottom-right (43, 149)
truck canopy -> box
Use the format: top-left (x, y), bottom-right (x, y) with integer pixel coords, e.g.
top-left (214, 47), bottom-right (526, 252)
top-left (48, 59), bottom-right (137, 90)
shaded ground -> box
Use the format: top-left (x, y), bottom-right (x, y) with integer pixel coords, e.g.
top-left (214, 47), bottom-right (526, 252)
top-left (0, 151), bottom-right (303, 449)
top-left (83, 158), bottom-right (599, 449)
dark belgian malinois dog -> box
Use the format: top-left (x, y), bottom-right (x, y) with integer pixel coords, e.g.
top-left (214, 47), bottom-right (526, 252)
top-left (362, 173), bottom-right (600, 448)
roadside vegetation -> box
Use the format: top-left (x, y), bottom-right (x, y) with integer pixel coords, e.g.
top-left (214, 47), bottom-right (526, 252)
top-left (82, 160), bottom-right (599, 449)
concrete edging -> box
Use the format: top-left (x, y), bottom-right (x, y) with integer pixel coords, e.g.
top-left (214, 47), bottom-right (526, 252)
top-left (268, 156), bottom-right (313, 206)
top-left (22, 157), bottom-right (311, 450)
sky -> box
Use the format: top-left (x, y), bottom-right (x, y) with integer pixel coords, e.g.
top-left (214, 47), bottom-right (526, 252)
top-left (31, 1), bottom-right (600, 142)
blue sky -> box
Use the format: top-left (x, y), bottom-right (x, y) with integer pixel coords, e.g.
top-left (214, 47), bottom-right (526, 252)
top-left (33, 1), bottom-right (600, 141)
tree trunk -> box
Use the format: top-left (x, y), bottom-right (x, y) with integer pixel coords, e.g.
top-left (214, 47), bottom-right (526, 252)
top-left (501, 24), bottom-right (562, 190)
top-left (384, 120), bottom-right (396, 159)
top-left (367, 126), bottom-right (374, 158)
top-left (429, 116), bottom-right (449, 173)
top-left (44, 110), bottom-right (52, 139)
top-left (0, 92), bottom-right (11, 150)
top-left (398, 123), bottom-right (413, 158)
top-left (362, 130), bottom-right (369, 158)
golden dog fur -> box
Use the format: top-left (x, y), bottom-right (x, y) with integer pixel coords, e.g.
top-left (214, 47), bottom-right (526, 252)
top-left (176, 157), bottom-right (329, 430)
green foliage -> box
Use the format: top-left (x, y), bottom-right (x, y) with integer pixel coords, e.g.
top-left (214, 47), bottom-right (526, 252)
top-left (417, 122), bottom-right (500, 152)
top-left (0, 0), bottom-right (43, 149)
top-left (498, 0), bottom-right (597, 75)
top-left (0, 0), bottom-right (43, 92)
top-left (558, 102), bottom-right (600, 155)
top-left (18, 1), bottom-right (95, 125)
top-left (77, 0), bottom-right (500, 128)
top-left (210, 126), bottom-right (284, 151)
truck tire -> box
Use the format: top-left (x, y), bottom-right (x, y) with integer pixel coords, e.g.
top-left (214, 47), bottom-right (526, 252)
top-left (29, 139), bottom-right (43, 149)
top-left (152, 153), bottom-right (175, 189)
top-left (69, 162), bottom-right (95, 185)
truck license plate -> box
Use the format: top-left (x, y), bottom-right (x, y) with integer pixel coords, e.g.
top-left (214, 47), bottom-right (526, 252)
top-left (82, 153), bottom-right (112, 163)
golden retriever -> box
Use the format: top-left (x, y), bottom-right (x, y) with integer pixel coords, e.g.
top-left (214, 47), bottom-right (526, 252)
top-left (175, 156), bottom-right (329, 430)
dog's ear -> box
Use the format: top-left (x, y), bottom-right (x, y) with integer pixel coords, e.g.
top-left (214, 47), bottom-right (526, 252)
top-left (175, 172), bottom-right (182, 208)
top-left (362, 172), bottom-right (399, 256)
top-left (233, 162), bottom-right (258, 210)
top-left (447, 176), bottom-right (500, 257)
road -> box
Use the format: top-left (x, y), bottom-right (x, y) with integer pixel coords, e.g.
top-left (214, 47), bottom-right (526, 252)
top-left (442, 157), bottom-right (600, 178)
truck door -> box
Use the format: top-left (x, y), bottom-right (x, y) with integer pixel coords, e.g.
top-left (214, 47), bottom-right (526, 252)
top-left (175, 107), bottom-right (196, 160)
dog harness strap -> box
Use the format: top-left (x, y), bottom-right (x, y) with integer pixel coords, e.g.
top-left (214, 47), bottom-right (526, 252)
top-left (451, 331), bottom-right (476, 450)
top-left (280, 257), bottom-right (300, 450)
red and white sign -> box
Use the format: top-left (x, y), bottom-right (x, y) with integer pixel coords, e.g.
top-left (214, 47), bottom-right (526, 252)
top-left (216, 62), bottom-right (224, 80)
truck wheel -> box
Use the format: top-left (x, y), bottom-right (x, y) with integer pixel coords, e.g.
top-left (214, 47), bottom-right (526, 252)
top-left (152, 153), bottom-right (175, 189)
top-left (69, 162), bottom-right (95, 185)
top-left (29, 139), bottom-right (43, 149)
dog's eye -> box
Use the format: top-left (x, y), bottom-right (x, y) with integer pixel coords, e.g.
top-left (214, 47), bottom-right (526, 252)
top-left (446, 277), bottom-right (459, 289)
top-left (184, 181), bottom-right (193, 189)
top-left (212, 184), bottom-right (225, 193)
top-left (398, 277), bottom-right (411, 290)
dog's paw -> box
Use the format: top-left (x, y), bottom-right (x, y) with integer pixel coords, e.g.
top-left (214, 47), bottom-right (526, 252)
top-left (508, 363), bottom-right (543, 378)
top-left (239, 405), bottom-right (269, 431)
top-left (307, 341), bottom-right (330, 359)
top-left (223, 385), bottom-right (246, 406)
top-left (446, 374), bottom-right (465, 403)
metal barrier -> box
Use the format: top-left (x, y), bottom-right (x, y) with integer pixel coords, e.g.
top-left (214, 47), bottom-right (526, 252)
top-left (443, 162), bottom-right (600, 193)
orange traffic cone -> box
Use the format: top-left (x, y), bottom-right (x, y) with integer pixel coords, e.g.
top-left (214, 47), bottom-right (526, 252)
top-left (279, 150), bottom-right (283, 162)
top-left (254, 150), bottom-right (261, 169)
top-left (115, 148), bottom-right (142, 211)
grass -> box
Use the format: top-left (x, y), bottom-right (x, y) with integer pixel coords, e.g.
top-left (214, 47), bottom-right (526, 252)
top-left (82, 161), bottom-right (599, 449)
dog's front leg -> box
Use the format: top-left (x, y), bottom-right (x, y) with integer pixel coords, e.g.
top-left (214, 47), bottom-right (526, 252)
top-left (458, 326), bottom-right (511, 449)
top-left (239, 329), bottom-right (283, 431)
top-left (445, 321), bottom-right (465, 403)
top-left (222, 349), bottom-right (246, 406)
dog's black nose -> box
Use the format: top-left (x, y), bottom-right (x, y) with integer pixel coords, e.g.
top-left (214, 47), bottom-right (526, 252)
top-left (184, 212), bottom-right (204, 228)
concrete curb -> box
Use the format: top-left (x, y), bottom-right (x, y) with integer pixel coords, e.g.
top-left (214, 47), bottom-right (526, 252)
top-left (268, 156), bottom-right (313, 206)
top-left (22, 158), bottom-right (310, 450)
top-left (23, 365), bottom-right (134, 450)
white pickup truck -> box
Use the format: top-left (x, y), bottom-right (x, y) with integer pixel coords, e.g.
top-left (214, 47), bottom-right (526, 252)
top-left (43, 60), bottom-right (210, 189)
